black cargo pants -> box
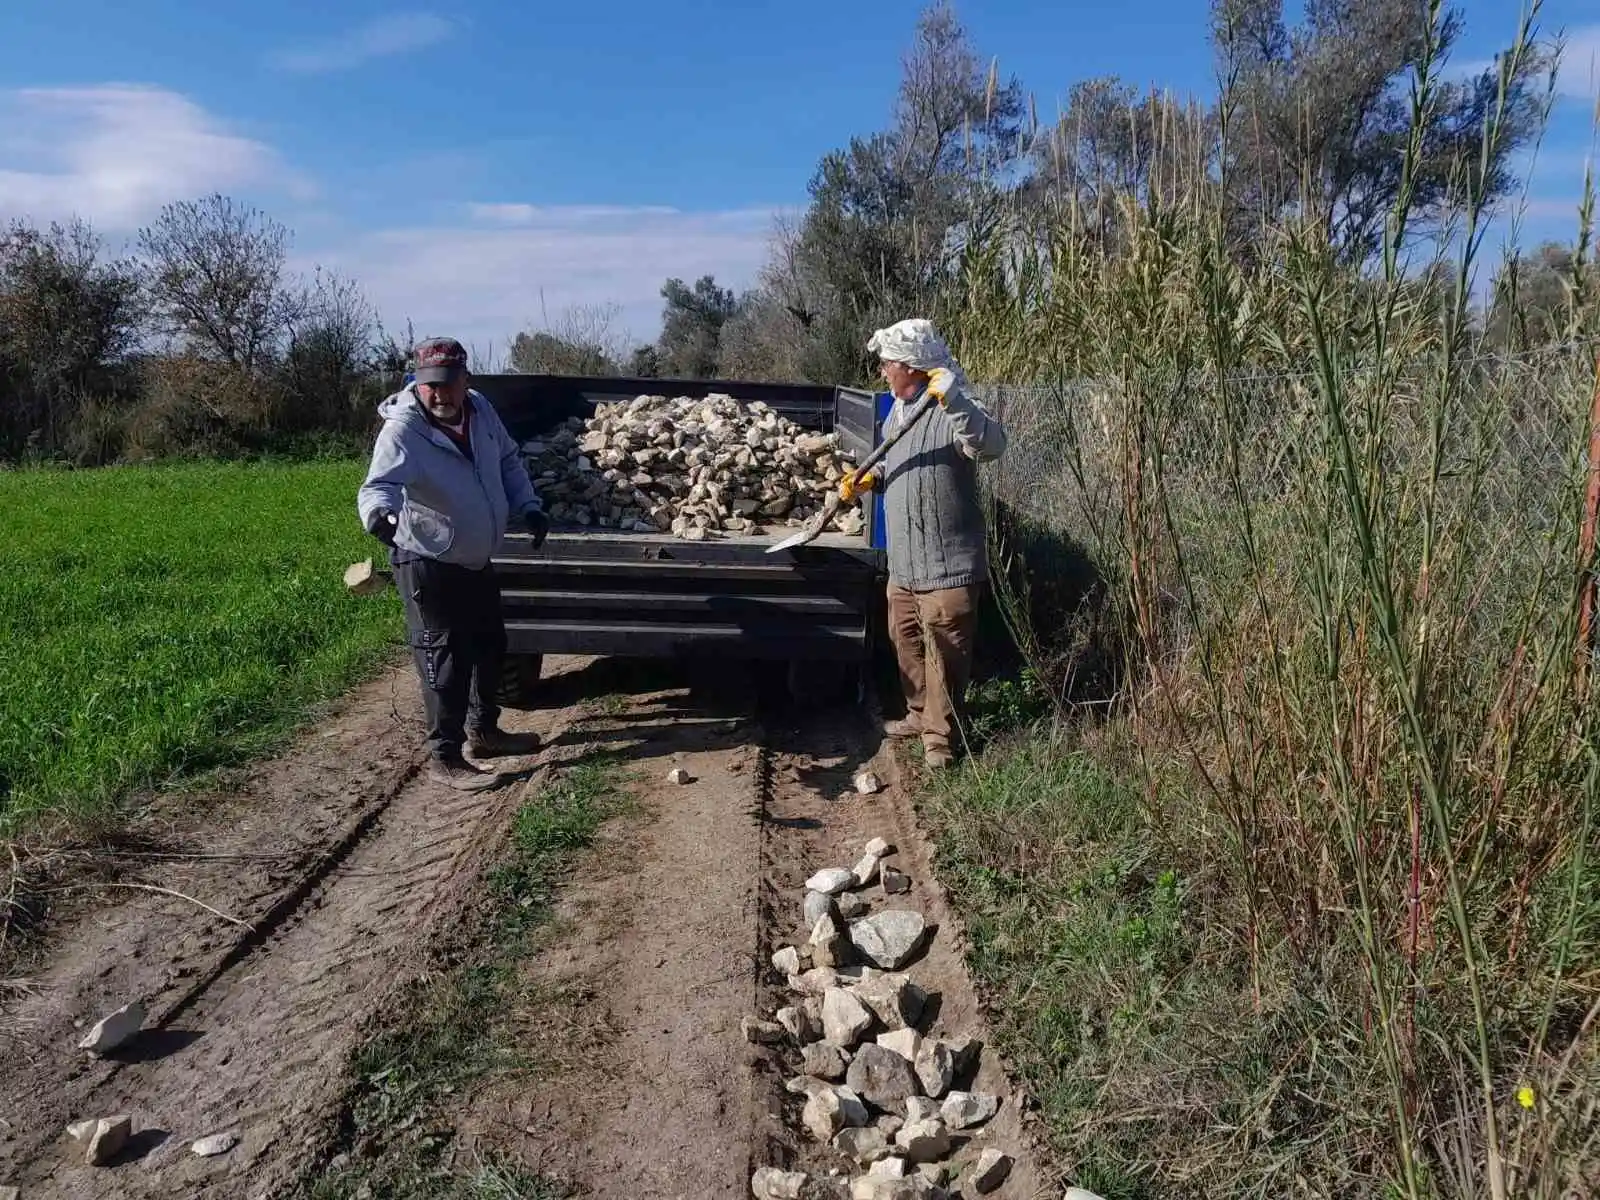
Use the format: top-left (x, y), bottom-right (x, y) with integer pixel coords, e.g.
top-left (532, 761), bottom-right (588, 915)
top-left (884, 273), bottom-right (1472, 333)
top-left (394, 556), bottom-right (506, 760)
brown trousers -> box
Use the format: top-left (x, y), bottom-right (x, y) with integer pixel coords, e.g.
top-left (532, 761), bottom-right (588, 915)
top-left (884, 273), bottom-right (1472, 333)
top-left (887, 581), bottom-right (981, 754)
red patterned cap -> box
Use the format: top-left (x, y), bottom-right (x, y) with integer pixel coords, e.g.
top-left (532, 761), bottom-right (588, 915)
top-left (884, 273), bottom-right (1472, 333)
top-left (412, 336), bottom-right (468, 384)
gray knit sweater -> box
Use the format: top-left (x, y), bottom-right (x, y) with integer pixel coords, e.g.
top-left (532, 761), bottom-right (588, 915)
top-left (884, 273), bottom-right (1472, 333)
top-left (880, 379), bottom-right (1007, 591)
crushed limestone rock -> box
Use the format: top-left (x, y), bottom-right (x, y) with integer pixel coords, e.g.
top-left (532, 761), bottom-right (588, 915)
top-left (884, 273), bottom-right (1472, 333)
top-left (523, 395), bottom-right (866, 541)
top-left (847, 910), bottom-right (927, 970)
top-left (76, 1001), bottom-right (144, 1056)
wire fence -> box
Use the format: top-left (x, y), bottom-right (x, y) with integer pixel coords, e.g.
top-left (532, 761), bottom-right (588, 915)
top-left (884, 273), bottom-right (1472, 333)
top-left (970, 345), bottom-right (1600, 676)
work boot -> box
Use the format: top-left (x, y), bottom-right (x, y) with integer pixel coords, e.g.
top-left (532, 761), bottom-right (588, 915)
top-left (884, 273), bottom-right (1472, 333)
top-left (428, 755), bottom-right (504, 792)
top-left (466, 727), bottom-right (543, 758)
top-left (883, 716), bottom-right (921, 740)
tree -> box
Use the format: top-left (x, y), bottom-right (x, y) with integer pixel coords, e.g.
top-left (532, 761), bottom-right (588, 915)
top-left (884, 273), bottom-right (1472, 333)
top-left (1485, 242), bottom-right (1600, 351)
top-left (774, 2), bottom-right (1027, 384)
top-left (137, 193), bottom-right (305, 370)
top-left (280, 269), bottom-right (380, 432)
top-left (0, 217), bottom-right (140, 455)
top-left (627, 344), bottom-right (662, 378)
top-left (1210, 0), bottom-right (1548, 262)
top-left (1026, 78), bottom-right (1219, 241)
top-left (508, 302), bottom-right (628, 375)
top-left (657, 275), bottom-right (737, 378)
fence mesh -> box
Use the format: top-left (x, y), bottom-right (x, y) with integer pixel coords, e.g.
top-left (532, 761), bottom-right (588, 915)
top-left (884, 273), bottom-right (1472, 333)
top-left (970, 344), bottom-right (1600, 683)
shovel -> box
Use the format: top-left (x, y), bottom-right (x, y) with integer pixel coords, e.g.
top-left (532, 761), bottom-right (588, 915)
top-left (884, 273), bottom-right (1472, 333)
top-left (766, 392), bottom-right (939, 555)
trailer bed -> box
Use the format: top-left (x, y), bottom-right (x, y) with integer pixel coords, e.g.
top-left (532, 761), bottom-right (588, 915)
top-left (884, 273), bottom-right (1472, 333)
top-left (471, 372), bottom-right (888, 672)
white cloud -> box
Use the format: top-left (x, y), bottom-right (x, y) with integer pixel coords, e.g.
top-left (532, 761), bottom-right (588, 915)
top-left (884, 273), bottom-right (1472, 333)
top-left (299, 206), bottom-right (784, 354)
top-left (0, 85), bottom-right (296, 231)
top-left (1554, 25), bottom-right (1600, 100)
top-left (271, 13), bottom-right (455, 74)
top-left (1452, 25), bottom-right (1600, 100)
top-left (465, 202), bottom-right (678, 226)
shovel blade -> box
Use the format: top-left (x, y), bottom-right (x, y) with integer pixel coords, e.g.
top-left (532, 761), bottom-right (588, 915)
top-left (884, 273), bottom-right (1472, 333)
top-left (766, 530), bottom-right (812, 554)
top-left (765, 494), bottom-right (841, 555)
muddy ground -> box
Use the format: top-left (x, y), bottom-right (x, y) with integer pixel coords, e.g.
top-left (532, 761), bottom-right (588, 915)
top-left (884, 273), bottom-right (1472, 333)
top-left (0, 654), bottom-right (1052, 1199)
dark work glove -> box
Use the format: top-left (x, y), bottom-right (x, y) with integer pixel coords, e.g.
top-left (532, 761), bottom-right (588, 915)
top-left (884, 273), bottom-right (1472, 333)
top-left (368, 508), bottom-right (399, 548)
top-left (522, 508), bottom-right (550, 549)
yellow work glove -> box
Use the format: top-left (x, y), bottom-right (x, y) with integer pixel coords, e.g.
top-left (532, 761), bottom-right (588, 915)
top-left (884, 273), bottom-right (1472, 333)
top-left (839, 469), bottom-right (879, 503)
top-left (927, 366), bottom-right (958, 405)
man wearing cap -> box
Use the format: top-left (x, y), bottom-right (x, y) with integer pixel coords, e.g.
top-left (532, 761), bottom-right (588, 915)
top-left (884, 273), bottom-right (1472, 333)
top-left (357, 337), bottom-right (550, 791)
top-left (844, 318), bottom-right (1007, 770)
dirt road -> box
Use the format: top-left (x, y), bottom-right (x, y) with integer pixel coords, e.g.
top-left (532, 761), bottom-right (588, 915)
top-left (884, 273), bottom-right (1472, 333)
top-left (0, 655), bottom-right (1049, 1198)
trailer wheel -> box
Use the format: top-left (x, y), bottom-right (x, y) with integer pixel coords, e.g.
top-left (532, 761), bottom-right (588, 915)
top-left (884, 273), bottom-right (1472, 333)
top-left (497, 653), bottom-right (544, 709)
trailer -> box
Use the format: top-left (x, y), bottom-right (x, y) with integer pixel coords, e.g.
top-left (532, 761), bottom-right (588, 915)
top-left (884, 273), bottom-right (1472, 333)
top-left (469, 373), bottom-right (889, 702)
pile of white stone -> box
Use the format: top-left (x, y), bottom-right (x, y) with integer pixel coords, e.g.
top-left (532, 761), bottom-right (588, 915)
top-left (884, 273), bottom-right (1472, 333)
top-left (520, 394), bottom-right (866, 542)
top-left (744, 838), bottom-right (1015, 1200)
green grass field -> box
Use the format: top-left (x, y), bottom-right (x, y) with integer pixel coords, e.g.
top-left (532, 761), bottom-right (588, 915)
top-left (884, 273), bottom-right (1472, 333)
top-left (0, 461), bottom-right (402, 839)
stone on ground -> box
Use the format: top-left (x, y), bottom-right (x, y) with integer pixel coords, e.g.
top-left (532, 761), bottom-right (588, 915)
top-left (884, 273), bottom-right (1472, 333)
top-left (876, 1027), bottom-right (921, 1063)
top-left (803, 1084), bottom-right (870, 1140)
top-left (869, 1156), bottom-right (909, 1178)
top-left (894, 1117), bottom-right (953, 1164)
top-left (802, 1041), bottom-right (851, 1081)
top-left (70, 1115), bottom-right (131, 1166)
top-left (851, 852), bottom-right (882, 887)
top-left (945, 1034), bottom-right (982, 1076)
top-left (742, 1016), bottom-right (787, 1045)
top-left (751, 1166), bottom-right (809, 1199)
top-left (903, 1097), bottom-right (940, 1123)
top-left (847, 910), bottom-right (927, 970)
top-left (793, 967), bottom-right (841, 996)
top-left (821, 987), bottom-right (875, 1047)
top-left (851, 970), bottom-right (926, 1030)
top-left (772, 945), bottom-right (803, 977)
top-left (787, 1076), bottom-right (835, 1098)
top-left (1064, 1190), bottom-right (1109, 1200)
top-left (914, 1041), bottom-right (956, 1099)
top-left (836, 892), bottom-right (868, 920)
top-left (76, 1001), bottom-right (144, 1055)
top-left (967, 1149), bottom-right (1013, 1193)
top-left (809, 912), bottom-right (853, 969)
top-left (940, 1091), bottom-right (1000, 1130)
top-left (854, 771), bottom-right (883, 795)
top-left (804, 890), bottom-right (837, 927)
top-left (880, 866), bottom-right (912, 895)
top-left (777, 1005), bottom-right (818, 1042)
top-left (863, 837), bottom-right (894, 858)
top-left (803, 1089), bottom-right (851, 1142)
top-left (667, 766), bottom-right (693, 784)
top-left (191, 1132), bottom-right (239, 1157)
top-left (0, 1185), bottom-right (19, 1200)
top-left (806, 868), bottom-right (856, 895)
top-left (851, 1179), bottom-right (947, 1200)
top-left (845, 1043), bottom-right (921, 1113)
top-left (832, 1124), bottom-right (893, 1165)
top-left (876, 1114), bottom-right (905, 1139)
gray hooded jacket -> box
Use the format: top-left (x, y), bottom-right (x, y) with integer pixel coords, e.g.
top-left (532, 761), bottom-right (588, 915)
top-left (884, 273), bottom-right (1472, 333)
top-left (880, 376), bottom-right (1007, 591)
top-left (356, 385), bottom-right (542, 570)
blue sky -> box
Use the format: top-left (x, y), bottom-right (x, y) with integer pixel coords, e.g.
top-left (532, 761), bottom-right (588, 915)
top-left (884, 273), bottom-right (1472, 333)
top-left (2, 1), bottom-right (1596, 355)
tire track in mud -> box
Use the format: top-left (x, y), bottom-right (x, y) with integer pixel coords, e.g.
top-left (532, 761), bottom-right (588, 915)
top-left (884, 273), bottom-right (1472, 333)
top-left (1, 671), bottom-right (587, 1200)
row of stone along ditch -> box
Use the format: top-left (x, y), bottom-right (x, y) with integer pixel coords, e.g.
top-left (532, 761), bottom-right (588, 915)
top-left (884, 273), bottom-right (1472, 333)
top-left (744, 836), bottom-right (1016, 1200)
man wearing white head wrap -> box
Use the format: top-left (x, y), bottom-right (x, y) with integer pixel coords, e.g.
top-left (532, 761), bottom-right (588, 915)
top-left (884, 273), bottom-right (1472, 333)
top-left (846, 318), bottom-right (1007, 769)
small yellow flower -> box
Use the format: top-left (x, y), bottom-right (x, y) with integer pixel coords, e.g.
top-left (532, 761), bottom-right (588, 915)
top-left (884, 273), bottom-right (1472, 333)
top-left (1516, 1085), bottom-right (1536, 1110)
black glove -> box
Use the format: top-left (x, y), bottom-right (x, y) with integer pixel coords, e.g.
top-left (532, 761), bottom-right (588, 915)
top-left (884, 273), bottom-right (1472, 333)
top-left (522, 508), bottom-right (550, 549)
top-left (368, 508), bottom-right (399, 548)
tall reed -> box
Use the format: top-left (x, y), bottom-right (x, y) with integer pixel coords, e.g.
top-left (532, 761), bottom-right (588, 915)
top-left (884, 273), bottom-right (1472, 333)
top-left (946, 3), bottom-right (1600, 1193)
